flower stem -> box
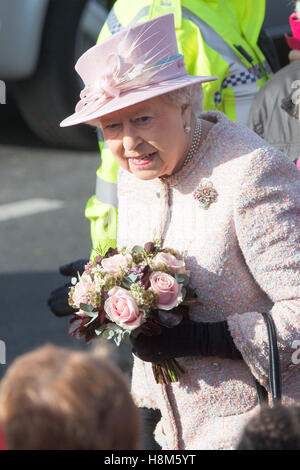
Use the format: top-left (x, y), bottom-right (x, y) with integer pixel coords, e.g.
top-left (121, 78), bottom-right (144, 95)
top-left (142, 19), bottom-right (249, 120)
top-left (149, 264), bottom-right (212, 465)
top-left (152, 358), bottom-right (185, 384)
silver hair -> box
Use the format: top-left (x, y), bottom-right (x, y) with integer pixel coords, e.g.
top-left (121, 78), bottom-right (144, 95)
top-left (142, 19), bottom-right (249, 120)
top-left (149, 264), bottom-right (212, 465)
top-left (161, 83), bottom-right (204, 117)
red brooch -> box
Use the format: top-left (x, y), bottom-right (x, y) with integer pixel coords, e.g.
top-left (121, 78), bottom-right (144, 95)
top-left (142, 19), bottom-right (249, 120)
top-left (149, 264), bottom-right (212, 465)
top-left (193, 178), bottom-right (218, 209)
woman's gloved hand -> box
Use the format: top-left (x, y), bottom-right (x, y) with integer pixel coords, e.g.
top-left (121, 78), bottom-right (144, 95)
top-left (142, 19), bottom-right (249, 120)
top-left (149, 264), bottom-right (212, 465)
top-left (130, 317), bottom-right (243, 364)
top-left (47, 258), bottom-right (89, 317)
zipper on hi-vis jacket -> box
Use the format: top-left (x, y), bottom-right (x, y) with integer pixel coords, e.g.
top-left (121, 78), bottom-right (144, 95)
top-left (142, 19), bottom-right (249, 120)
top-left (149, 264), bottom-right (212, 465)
top-left (233, 44), bottom-right (264, 79)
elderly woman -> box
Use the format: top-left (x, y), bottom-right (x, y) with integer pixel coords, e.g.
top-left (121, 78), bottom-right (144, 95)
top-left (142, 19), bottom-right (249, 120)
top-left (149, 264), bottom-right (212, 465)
top-left (60, 15), bottom-right (300, 450)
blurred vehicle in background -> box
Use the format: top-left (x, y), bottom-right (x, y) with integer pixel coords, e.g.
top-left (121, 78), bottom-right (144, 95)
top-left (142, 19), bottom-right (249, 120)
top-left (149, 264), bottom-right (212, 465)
top-left (263, 0), bottom-right (294, 68)
top-left (0, 0), bottom-right (294, 150)
top-left (0, 0), bottom-right (114, 150)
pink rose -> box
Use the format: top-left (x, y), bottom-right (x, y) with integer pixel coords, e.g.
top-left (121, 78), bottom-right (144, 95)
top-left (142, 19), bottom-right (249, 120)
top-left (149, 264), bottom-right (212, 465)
top-left (149, 272), bottom-right (183, 310)
top-left (104, 287), bottom-right (145, 331)
top-left (101, 253), bottom-right (132, 274)
top-left (152, 252), bottom-right (187, 275)
top-left (72, 273), bottom-right (94, 308)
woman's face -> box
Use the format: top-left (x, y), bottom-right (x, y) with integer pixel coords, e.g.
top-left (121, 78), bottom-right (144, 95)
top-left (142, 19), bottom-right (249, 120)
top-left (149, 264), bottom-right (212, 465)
top-left (99, 95), bottom-right (192, 180)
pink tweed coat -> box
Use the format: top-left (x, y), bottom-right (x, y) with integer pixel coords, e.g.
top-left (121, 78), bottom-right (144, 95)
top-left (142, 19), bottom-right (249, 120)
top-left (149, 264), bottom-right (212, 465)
top-left (116, 111), bottom-right (300, 450)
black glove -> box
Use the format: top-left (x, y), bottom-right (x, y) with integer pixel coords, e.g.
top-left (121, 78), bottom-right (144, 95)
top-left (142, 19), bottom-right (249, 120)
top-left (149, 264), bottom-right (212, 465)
top-left (47, 258), bottom-right (89, 317)
top-left (140, 408), bottom-right (162, 450)
top-left (130, 318), bottom-right (242, 363)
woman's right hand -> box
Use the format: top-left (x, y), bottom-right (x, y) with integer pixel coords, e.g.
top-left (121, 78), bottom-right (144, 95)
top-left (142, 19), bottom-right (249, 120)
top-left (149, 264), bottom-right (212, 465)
top-left (47, 258), bottom-right (89, 317)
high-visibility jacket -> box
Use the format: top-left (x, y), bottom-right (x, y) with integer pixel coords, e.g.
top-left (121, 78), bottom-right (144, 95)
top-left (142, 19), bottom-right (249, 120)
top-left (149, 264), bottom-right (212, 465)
top-left (85, 0), bottom-right (272, 254)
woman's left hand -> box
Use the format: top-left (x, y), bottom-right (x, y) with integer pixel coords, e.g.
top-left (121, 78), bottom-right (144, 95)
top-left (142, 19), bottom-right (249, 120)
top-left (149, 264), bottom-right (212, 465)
top-left (130, 318), bottom-right (242, 364)
top-left (130, 319), bottom-right (189, 363)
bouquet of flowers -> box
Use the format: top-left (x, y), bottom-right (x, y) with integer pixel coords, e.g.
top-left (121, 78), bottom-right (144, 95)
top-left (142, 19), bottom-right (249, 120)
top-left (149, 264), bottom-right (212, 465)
top-left (68, 239), bottom-right (201, 384)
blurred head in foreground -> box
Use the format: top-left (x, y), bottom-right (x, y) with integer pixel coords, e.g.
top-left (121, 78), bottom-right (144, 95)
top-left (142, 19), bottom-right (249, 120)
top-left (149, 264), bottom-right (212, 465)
top-left (236, 404), bottom-right (300, 450)
top-left (0, 344), bottom-right (140, 450)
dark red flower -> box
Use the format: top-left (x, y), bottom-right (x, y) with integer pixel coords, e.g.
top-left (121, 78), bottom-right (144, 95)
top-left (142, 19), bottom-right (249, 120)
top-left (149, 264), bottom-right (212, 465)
top-left (105, 247), bottom-right (119, 258)
top-left (141, 265), bottom-right (151, 289)
top-left (144, 241), bottom-right (155, 253)
top-left (95, 305), bottom-right (107, 325)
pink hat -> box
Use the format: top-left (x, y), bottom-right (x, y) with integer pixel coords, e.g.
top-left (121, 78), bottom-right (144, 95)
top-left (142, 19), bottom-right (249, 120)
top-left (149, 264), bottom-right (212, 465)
top-left (285, 13), bottom-right (300, 50)
top-left (60, 14), bottom-right (218, 127)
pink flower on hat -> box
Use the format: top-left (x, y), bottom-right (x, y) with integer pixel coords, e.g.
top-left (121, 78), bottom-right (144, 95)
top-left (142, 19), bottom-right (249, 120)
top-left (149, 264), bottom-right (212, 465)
top-left (76, 53), bottom-right (126, 113)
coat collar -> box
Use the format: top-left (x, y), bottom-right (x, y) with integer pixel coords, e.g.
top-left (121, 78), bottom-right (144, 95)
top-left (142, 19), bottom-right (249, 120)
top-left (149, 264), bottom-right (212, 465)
top-left (158, 111), bottom-right (228, 188)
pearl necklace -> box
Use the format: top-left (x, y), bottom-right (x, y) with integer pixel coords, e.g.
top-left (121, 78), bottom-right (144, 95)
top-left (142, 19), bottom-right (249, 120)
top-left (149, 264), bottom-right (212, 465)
top-left (183, 119), bottom-right (202, 167)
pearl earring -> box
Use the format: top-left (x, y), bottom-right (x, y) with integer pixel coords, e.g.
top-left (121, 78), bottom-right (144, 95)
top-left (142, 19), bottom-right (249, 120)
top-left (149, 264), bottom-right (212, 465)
top-left (184, 124), bottom-right (191, 134)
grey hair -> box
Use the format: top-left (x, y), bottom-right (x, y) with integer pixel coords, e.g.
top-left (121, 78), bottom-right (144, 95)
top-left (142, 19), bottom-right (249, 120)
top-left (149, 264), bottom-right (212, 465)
top-left (161, 83), bottom-right (204, 117)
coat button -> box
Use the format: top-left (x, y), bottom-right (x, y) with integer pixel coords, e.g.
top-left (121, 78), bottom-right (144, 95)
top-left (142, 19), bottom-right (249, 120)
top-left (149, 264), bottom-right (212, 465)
top-left (212, 362), bottom-right (220, 370)
top-left (156, 192), bottom-right (160, 198)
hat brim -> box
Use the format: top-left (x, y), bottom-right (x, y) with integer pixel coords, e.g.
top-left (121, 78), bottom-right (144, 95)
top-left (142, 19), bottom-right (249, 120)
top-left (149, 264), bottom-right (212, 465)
top-left (60, 75), bottom-right (218, 127)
